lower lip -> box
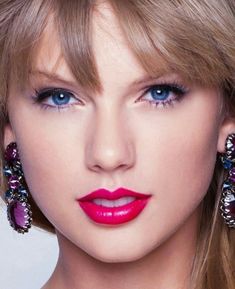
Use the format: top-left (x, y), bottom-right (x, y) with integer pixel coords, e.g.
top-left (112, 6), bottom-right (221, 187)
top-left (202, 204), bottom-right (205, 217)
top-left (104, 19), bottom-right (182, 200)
top-left (78, 198), bottom-right (151, 225)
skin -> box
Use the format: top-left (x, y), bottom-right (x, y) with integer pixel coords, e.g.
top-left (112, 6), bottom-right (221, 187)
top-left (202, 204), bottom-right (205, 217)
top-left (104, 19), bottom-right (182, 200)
top-left (4, 3), bottom-right (235, 289)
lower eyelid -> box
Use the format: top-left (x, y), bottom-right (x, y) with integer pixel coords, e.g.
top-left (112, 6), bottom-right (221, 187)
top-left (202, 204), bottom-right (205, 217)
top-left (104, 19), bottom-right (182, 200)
top-left (139, 88), bottom-right (186, 108)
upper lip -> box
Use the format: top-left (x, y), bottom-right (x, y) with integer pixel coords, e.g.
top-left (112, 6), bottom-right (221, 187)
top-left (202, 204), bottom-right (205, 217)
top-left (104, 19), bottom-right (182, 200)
top-left (77, 187), bottom-right (152, 201)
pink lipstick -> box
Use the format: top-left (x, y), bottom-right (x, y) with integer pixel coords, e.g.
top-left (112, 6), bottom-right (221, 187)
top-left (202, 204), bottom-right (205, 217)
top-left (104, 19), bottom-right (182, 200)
top-left (77, 187), bottom-right (152, 225)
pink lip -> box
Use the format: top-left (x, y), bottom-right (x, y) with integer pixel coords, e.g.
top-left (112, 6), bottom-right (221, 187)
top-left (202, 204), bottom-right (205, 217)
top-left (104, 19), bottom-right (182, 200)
top-left (77, 187), bottom-right (152, 225)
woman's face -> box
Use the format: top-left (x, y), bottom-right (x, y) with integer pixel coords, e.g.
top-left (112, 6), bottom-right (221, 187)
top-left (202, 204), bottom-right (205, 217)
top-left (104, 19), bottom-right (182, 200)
top-left (5, 6), bottom-right (226, 262)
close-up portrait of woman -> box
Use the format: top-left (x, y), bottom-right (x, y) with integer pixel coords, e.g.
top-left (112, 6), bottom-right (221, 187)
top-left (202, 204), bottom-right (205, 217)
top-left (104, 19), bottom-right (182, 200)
top-left (0, 0), bottom-right (235, 288)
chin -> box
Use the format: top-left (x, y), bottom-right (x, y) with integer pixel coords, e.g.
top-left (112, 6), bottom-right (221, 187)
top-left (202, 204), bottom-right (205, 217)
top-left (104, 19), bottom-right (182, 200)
top-left (86, 243), bottom-right (151, 264)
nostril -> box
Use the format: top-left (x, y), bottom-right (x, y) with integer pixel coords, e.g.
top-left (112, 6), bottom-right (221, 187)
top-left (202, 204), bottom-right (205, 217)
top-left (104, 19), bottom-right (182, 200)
top-left (85, 121), bottom-right (135, 173)
top-left (85, 143), bottom-right (135, 173)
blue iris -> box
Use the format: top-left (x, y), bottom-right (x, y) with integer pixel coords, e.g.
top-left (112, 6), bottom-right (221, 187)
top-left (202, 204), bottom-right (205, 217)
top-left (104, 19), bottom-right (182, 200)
top-left (150, 86), bottom-right (170, 101)
top-left (35, 88), bottom-right (75, 107)
top-left (51, 91), bottom-right (71, 105)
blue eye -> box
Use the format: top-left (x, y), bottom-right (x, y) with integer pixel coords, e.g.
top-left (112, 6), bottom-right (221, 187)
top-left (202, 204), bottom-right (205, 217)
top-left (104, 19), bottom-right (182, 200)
top-left (143, 83), bottom-right (187, 107)
top-left (34, 88), bottom-right (79, 109)
top-left (51, 91), bottom-right (71, 105)
top-left (150, 86), bottom-right (171, 101)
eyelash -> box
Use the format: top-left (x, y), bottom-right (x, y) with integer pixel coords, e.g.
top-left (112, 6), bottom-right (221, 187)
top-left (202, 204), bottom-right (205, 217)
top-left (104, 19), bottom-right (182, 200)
top-left (140, 82), bottom-right (188, 108)
top-left (32, 88), bottom-right (80, 111)
top-left (32, 82), bottom-right (188, 111)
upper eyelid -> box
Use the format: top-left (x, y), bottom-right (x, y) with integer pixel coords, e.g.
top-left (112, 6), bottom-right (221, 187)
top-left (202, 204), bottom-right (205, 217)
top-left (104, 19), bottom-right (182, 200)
top-left (36, 87), bottom-right (75, 95)
top-left (143, 81), bottom-right (186, 88)
top-left (35, 87), bottom-right (82, 102)
top-left (33, 88), bottom-right (81, 109)
top-left (142, 83), bottom-right (188, 94)
top-left (30, 71), bottom-right (80, 92)
top-left (31, 78), bottom-right (89, 100)
top-left (30, 70), bottom-right (179, 90)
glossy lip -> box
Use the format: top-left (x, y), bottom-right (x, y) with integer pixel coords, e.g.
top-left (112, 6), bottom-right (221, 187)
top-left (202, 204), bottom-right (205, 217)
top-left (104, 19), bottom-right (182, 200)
top-left (77, 187), bottom-right (152, 225)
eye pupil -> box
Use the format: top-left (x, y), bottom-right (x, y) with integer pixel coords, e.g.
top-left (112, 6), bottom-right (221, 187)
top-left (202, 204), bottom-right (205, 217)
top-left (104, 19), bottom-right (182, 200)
top-left (151, 87), bottom-right (169, 100)
top-left (52, 91), bottom-right (70, 105)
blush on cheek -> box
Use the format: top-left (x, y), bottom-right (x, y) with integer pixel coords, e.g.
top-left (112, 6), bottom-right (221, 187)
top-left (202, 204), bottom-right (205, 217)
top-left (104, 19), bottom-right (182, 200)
top-left (154, 107), bottom-right (220, 222)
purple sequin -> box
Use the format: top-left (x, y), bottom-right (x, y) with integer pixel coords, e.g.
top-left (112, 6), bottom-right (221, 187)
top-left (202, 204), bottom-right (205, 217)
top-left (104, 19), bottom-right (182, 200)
top-left (8, 175), bottom-right (20, 190)
top-left (229, 168), bottom-right (235, 183)
top-left (5, 143), bottom-right (19, 162)
top-left (229, 175), bottom-right (235, 183)
top-left (228, 200), bottom-right (235, 218)
top-left (8, 200), bottom-right (28, 228)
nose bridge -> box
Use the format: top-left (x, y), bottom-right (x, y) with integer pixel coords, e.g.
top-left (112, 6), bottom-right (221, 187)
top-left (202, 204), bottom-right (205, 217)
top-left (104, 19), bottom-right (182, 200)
top-left (86, 102), bottom-right (134, 172)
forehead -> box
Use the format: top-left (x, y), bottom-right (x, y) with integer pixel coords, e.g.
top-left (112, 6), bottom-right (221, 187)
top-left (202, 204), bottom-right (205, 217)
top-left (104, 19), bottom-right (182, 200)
top-left (9, 0), bottom-right (229, 95)
top-left (32, 3), bottom-right (157, 91)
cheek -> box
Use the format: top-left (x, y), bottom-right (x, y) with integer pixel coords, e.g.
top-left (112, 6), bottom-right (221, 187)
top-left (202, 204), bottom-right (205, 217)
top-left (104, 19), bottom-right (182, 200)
top-left (133, 92), bottom-right (221, 234)
top-left (7, 105), bottom-right (89, 222)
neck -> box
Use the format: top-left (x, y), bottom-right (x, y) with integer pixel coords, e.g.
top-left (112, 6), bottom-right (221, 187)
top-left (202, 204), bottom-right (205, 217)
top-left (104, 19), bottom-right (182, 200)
top-left (43, 209), bottom-right (200, 289)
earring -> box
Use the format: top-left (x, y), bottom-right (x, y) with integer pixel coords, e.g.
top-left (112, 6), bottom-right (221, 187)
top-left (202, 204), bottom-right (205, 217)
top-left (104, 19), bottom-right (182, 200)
top-left (220, 133), bottom-right (235, 228)
top-left (3, 142), bottom-right (33, 233)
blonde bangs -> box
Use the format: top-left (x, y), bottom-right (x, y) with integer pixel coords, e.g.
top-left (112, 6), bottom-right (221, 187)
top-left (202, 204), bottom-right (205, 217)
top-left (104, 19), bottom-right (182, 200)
top-left (109, 0), bottom-right (235, 89)
top-left (55, 0), bottom-right (101, 91)
top-left (0, 0), bottom-right (101, 101)
top-left (1, 0), bottom-right (234, 98)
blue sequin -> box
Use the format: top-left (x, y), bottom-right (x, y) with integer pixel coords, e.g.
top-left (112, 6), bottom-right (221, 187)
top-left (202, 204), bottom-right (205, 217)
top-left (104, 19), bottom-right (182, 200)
top-left (222, 158), bottom-right (233, 170)
top-left (18, 187), bottom-right (28, 198)
top-left (222, 180), bottom-right (233, 192)
top-left (3, 165), bottom-right (13, 177)
top-left (5, 189), bottom-right (13, 201)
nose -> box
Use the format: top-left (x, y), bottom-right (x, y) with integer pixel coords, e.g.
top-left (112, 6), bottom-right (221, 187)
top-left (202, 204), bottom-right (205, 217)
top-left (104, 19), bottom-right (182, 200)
top-left (85, 107), bottom-right (135, 173)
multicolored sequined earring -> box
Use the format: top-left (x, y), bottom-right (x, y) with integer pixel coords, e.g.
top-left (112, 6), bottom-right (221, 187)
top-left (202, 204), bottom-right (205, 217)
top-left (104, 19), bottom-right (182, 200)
top-left (3, 142), bottom-right (33, 233)
top-left (220, 133), bottom-right (235, 228)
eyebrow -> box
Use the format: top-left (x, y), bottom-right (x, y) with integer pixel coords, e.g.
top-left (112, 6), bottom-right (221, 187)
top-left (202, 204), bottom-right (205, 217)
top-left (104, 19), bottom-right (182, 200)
top-left (30, 69), bottom-right (159, 83)
top-left (29, 70), bottom-right (77, 86)
top-left (132, 75), bottom-right (163, 86)
top-left (29, 69), bottom-right (167, 95)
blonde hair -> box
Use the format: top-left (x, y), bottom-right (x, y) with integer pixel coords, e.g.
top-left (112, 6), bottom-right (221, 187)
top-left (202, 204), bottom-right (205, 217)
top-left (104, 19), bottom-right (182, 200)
top-left (0, 1), bottom-right (234, 288)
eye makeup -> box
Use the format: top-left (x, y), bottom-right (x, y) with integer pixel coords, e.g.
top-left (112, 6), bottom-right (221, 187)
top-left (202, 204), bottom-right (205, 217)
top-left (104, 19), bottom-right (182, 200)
top-left (30, 76), bottom-right (190, 111)
top-left (138, 80), bottom-right (189, 108)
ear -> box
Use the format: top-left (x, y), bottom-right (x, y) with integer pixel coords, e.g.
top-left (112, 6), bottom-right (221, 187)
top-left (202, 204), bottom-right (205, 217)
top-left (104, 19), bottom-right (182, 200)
top-left (217, 116), bottom-right (235, 153)
top-left (4, 123), bottom-right (16, 149)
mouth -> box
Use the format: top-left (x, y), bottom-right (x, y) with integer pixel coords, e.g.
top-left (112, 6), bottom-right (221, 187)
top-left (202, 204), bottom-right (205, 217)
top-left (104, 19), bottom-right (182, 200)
top-left (77, 187), bottom-right (152, 225)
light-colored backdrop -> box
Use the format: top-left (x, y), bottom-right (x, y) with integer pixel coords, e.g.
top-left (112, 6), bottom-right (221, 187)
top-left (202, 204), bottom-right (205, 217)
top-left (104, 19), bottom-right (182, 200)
top-left (0, 201), bottom-right (58, 289)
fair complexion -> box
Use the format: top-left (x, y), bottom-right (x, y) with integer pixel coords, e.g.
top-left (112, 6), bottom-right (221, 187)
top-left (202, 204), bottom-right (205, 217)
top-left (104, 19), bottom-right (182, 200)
top-left (4, 4), bottom-right (235, 289)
